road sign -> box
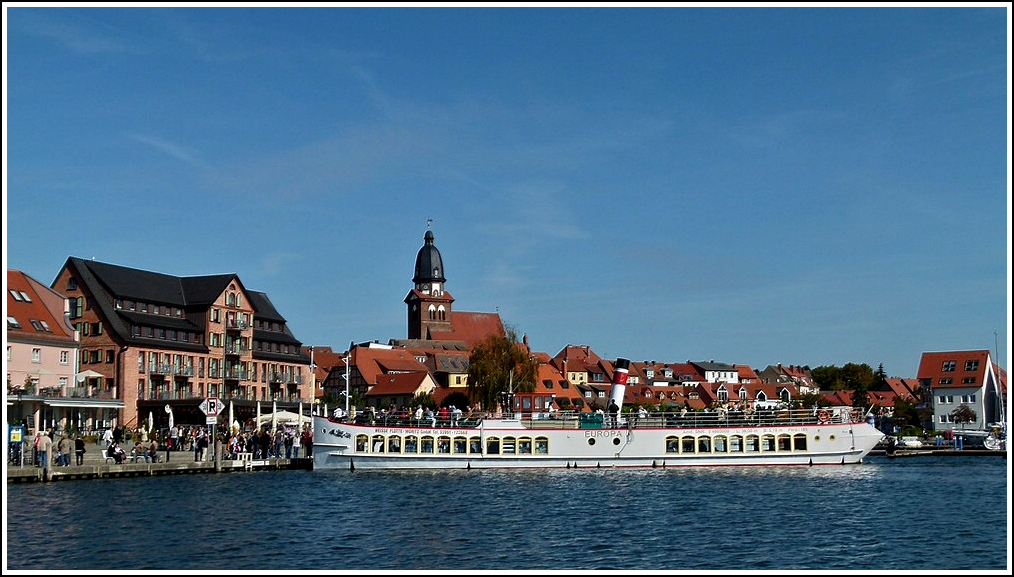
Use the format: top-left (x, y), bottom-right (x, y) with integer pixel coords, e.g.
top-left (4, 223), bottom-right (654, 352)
top-left (200, 397), bottom-right (221, 417)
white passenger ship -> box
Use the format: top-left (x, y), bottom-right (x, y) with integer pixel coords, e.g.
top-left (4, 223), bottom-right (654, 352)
top-left (311, 358), bottom-right (885, 470)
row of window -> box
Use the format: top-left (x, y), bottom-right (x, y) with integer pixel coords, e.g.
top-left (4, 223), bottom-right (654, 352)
top-left (937, 377), bottom-right (977, 385)
top-left (127, 324), bottom-right (298, 356)
top-left (133, 351), bottom-right (303, 382)
top-left (941, 360), bottom-right (980, 372)
top-left (6, 317), bottom-right (53, 332)
top-left (114, 298), bottom-right (186, 318)
top-left (665, 433), bottom-right (809, 453)
top-left (10, 347), bottom-right (72, 365)
top-left (356, 434), bottom-right (548, 455)
top-left (353, 432), bottom-right (813, 456)
top-left (937, 394), bottom-right (976, 404)
top-left (9, 289), bottom-right (34, 303)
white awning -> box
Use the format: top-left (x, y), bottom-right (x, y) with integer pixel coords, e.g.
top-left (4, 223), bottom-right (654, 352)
top-left (43, 399), bottom-right (124, 409)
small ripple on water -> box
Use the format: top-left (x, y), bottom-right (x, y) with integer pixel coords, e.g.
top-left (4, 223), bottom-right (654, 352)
top-left (5, 456), bottom-right (1008, 571)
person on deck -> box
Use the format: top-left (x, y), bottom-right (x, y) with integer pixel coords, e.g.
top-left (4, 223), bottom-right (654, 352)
top-left (608, 400), bottom-right (620, 428)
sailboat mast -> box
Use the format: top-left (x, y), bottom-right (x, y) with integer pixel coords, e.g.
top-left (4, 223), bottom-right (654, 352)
top-left (995, 331), bottom-right (1005, 424)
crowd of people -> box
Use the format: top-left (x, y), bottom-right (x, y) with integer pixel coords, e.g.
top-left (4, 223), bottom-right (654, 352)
top-left (13, 422), bottom-right (314, 468)
top-left (224, 426), bottom-right (313, 460)
top-left (334, 403), bottom-right (482, 427)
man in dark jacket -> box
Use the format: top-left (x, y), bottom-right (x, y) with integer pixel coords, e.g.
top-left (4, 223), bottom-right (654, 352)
top-left (75, 435), bottom-right (87, 465)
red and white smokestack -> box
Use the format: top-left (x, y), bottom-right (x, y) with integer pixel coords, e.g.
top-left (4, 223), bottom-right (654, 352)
top-left (608, 358), bottom-right (630, 414)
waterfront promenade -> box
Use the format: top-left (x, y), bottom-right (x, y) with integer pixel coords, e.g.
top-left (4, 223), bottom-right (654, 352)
top-left (6, 440), bottom-right (311, 483)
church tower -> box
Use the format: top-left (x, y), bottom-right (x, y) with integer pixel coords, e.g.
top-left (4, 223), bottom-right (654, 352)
top-left (405, 224), bottom-right (454, 340)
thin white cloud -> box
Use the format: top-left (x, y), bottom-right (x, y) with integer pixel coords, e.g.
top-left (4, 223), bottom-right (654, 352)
top-left (259, 251), bottom-right (302, 277)
top-left (721, 108), bottom-right (849, 151)
top-left (127, 133), bottom-right (203, 166)
top-left (14, 10), bottom-right (140, 55)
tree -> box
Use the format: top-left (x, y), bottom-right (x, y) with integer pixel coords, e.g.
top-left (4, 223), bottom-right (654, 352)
top-left (810, 365), bottom-right (843, 390)
top-left (466, 325), bottom-right (540, 411)
top-left (891, 396), bottom-right (920, 429)
top-left (798, 392), bottom-right (826, 409)
top-left (950, 404), bottom-right (977, 430)
top-left (840, 362), bottom-right (875, 391)
top-left (410, 392), bottom-right (436, 410)
top-left (873, 364), bottom-right (888, 390)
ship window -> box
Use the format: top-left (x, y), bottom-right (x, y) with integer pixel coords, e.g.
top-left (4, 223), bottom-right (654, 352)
top-left (761, 434), bottom-right (776, 451)
top-left (437, 436), bottom-right (451, 453)
top-left (729, 435), bottom-right (743, 452)
top-left (469, 437), bottom-right (482, 454)
top-left (453, 437), bottom-right (467, 454)
top-left (713, 435), bottom-right (728, 453)
top-left (792, 433), bottom-right (808, 451)
top-left (666, 436), bottom-right (679, 453)
top-left (777, 434), bottom-right (792, 451)
top-left (534, 437), bottom-right (548, 454)
top-left (404, 436), bottom-right (418, 453)
top-left (387, 436), bottom-right (402, 453)
top-left (518, 438), bottom-right (532, 454)
top-left (421, 436), bottom-right (434, 454)
top-left (501, 437), bottom-right (516, 454)
top-left (745, 435), bottom-right (759, 452)
top-left (355, 435), bottom-right (368, 452)
top-left (681, 437), bottom-right (695, 453)
top-left (486, 437), bottom-right (500, 454)
top-left (371, 435), bottom-right (385, 453)
top-left (697, 437), bottom-right (711, 453)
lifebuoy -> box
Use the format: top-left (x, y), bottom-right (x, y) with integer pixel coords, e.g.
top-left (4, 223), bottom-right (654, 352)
top-left (817, 410), bottom-right (830, 424)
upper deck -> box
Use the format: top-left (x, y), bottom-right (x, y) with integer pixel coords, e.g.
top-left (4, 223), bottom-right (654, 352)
top-left (325, 406), bottom-right (865, 431)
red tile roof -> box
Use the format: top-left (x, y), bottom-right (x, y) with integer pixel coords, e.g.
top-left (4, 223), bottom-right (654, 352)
top-left (427, 311), bottom-right (505, 349)
top-left (916, 350), bottom-right (993, 390)
top-left (367, 372), bottom-right (433, 396)
top-left (6, 269), bottom-right (77, 345)
top-left (352, 346), bottom-right (430, 386)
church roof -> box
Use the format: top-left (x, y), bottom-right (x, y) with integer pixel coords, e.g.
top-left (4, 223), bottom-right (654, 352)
top-left (413, 229), bottom-right (446, 284)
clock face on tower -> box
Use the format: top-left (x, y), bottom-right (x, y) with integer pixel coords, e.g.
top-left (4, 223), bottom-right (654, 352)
top-left (422, 284), bottom-right (430, 291)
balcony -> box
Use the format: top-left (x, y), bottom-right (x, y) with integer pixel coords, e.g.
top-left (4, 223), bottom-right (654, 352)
top-left (148, 364), bottom-right (174, 375)
top-left (226, 319), bottom-right (249, 331)
top-left (225, 368), bottom-right (250, 381)
top-left (224, 343), bottom-right (247, 356)
top-left (269, 374), bottom-right (303, 385)
top-left (147, 389), bottom-right (198, 401)
top-left (59, 386), bottom-right (119, 400)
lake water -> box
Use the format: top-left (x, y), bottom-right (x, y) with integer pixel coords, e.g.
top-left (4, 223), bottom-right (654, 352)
top-left (4, 454), bottom-right (1010, 572)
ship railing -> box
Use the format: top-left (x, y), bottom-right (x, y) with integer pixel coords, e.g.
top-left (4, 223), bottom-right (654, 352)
top-left (324, 407), bottom-right (859, 428)
top-left (518, 407), bottom-right (850, 429)
top-left (340, 413), bottom-right (487, 428)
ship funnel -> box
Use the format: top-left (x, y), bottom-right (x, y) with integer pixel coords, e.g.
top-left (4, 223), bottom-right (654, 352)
top-left (608, 358), bottom-right (630, 417)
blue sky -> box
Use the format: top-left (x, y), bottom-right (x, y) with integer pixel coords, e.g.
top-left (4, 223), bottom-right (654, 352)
top-left (4, 5), bottom-right (1010, 378)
